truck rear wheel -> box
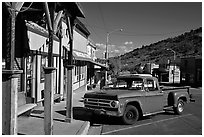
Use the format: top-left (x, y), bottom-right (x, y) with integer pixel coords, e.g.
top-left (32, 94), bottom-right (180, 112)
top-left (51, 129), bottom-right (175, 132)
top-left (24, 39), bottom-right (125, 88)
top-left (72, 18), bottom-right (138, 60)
top-left (122, 105), bottom-right (139, 125)
top-left (173, 99), bottom-right (185, 115)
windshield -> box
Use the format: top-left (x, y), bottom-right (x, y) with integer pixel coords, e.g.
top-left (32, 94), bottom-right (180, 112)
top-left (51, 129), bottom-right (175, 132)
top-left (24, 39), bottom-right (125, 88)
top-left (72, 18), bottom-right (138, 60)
top-left (108, 78), bottom-right (144, 90)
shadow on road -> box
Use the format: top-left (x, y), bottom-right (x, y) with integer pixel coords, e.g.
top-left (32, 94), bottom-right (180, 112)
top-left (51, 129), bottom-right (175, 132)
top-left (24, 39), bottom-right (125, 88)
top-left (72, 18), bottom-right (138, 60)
top-left (73, 107), bottom-right (123, 125)
top-left (70, 107), bottom-right (177, 125)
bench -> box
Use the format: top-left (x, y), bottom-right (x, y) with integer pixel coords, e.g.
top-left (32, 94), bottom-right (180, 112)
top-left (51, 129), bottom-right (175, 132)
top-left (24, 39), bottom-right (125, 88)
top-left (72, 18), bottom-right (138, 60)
top-left (18, 92), bottom-right (37, 116)
top-left (87, 84), bottom-right (96, 90)
top-left (41, 92), bottom-right (63, 106)
top-left (54, 94), bottom-right (62, 103)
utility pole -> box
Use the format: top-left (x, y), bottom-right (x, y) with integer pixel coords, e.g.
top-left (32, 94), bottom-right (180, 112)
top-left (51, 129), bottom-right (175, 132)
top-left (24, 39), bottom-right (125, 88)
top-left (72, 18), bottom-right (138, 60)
top-left (105, 29), bottom-right (123, 86)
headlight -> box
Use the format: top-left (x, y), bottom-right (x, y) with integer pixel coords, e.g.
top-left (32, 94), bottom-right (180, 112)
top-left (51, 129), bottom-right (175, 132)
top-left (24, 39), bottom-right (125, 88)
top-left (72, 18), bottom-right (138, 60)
top-left (110, 101), bottom-right (119, 108)
top-left (84, 98), bottom-right (88, 103)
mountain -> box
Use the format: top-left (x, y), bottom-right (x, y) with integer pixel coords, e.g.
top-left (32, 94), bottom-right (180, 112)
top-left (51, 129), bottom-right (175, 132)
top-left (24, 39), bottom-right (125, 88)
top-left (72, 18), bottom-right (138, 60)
top-left (108, 27), bottom-right (202, 74)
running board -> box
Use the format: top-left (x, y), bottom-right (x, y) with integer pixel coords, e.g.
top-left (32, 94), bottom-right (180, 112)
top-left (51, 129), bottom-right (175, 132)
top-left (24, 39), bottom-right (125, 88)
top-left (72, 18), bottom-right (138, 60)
top-left (143, 110), bottom-right (165, 116)
top-left (163, 106), bottom-right (173, 110)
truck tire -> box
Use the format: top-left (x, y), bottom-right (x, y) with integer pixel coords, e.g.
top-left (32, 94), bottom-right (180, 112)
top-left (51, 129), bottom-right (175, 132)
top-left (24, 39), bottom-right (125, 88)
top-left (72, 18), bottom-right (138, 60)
top-left (173, 99), bottom-right (185, 115)
top-left (122, 105), bottom-right (139, 125)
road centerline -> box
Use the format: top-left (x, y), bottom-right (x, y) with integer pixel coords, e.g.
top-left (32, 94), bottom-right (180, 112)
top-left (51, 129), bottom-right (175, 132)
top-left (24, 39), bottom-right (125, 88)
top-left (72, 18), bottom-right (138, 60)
top-left (102, 114), bottom-right (192, 135)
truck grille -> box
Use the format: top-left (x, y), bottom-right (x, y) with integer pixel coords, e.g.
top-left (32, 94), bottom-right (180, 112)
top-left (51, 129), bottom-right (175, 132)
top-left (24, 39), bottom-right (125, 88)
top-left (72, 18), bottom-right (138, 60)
top-left (84, 98), bottom-right (118, 110)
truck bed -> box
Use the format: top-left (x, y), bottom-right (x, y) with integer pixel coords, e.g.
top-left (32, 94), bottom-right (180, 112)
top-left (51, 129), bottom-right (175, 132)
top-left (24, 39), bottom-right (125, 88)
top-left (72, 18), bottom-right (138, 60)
top-left (162, 86), bottom-right (190, 107)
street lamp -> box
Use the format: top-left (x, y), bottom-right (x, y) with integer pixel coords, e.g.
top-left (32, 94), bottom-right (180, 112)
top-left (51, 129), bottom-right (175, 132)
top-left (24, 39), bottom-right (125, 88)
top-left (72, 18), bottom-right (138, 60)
top-left (167, 48), bottom-right (176, 84)
top-left (105, 28), bottom-right (123, 86)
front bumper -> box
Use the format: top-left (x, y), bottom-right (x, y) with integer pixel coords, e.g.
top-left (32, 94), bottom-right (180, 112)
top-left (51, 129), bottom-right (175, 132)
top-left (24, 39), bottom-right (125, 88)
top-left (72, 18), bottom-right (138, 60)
top-left (85, 107), bottom-right (122, 117)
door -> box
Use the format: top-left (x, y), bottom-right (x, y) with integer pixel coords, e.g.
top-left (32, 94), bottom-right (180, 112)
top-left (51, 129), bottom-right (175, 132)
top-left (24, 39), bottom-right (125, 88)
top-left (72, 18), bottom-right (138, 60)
top-left (143, 79), bottom-right (164, 114)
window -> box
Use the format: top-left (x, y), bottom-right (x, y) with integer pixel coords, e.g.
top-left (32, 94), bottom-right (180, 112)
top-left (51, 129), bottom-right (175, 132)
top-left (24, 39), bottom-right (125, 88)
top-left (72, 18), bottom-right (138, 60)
top-left (81, 66), bottom-right (85, 80)
top-left (76, 66), bottom-right (79, 81)
top-left (80, 66), bottom-right (83, 80)
top-left (131, 80), bottom-right (143, 90)
top-left (74, 66), bottom-right (77, 76)
top-left (115, 80), bottom-right (128, 88)
top-left (2, 58), bottom-right (5, 69)
top-left (144, 79), bottom-right (158, 91)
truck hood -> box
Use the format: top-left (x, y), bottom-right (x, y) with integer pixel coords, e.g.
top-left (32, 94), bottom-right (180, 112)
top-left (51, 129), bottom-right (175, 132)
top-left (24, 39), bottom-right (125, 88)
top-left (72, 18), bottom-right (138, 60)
top-left (84, 89), bottom-right (144, 100)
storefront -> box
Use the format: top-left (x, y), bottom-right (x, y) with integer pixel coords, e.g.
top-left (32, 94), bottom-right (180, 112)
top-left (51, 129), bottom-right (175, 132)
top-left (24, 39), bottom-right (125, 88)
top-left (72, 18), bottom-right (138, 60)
top-left (25, 21), bottom-right (62, 104)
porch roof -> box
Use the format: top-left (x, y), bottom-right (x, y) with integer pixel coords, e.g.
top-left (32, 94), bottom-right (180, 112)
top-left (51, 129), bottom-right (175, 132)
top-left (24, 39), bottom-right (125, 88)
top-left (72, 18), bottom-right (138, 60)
top-left (73, 51), bottom-right (107, 69)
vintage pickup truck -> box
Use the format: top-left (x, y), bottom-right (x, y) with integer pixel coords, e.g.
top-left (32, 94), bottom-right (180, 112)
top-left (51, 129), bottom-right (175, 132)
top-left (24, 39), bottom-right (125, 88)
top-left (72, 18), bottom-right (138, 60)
top-left (82, 74), bottom-right (195, 125)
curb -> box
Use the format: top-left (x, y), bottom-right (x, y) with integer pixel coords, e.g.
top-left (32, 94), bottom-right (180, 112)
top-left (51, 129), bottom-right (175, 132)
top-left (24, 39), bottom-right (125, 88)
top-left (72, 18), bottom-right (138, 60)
top-left (76, 121), bottom-right (90, 135)
top-left (88, 124), bottom-right (102, 135)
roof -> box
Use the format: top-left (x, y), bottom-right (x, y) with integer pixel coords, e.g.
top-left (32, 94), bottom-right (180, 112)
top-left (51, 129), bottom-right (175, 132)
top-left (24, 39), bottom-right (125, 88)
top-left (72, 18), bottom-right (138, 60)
top-left (75, 18), bottom-right (90, 37)
top-left (14, 2), bottom-right (85, 23)
top-left (56, 2), bottom-right (85, 18)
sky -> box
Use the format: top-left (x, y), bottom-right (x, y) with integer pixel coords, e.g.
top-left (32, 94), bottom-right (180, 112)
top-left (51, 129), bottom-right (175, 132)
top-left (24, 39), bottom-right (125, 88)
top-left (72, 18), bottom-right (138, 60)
top-left (78, 2), bottom-right (202, 58)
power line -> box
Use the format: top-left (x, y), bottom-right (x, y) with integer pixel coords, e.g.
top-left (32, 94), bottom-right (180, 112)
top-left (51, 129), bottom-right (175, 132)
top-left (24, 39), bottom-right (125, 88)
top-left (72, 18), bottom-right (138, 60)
top-left (83, 23), bottom-right (107, 31)
top-left (97, 3), bottom-right (108, 32)
top-left (78, 17), bottom-right (104, 43)
top-left (119, 30), bottom-right (190, 37)
top-left (82, 22), bottom-right (196, 37)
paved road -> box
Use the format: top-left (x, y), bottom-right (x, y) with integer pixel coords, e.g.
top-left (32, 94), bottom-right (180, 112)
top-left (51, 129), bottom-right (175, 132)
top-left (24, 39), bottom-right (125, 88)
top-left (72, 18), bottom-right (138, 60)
top-left (88, 88), bottom-right (202, 135)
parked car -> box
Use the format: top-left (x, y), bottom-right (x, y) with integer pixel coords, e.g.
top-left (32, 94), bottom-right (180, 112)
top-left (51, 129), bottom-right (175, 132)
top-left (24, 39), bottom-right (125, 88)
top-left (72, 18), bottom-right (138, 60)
top-left (82, 74), bottom-right (195, 125)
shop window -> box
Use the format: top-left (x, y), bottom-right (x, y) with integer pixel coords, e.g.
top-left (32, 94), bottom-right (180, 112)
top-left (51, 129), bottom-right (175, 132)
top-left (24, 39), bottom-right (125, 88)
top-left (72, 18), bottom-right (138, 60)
top-left (26, 56), bottom-right (33, 97)
top-left (77, 66), bottom-right (79, 81)
top-left (81, 66), bottom-right (84, 80)
top-left (2, 58), bottom-right (6, 69)
top-left (74, 66), bottom-right (77, 76)
top-left (41, 55), bottom-right (48, 82)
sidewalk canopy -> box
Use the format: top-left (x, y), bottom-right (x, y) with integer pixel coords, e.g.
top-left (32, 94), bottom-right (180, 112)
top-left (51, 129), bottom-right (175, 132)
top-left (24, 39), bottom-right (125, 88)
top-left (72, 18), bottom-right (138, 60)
top-left (73, 51), bottom-right (107, 69)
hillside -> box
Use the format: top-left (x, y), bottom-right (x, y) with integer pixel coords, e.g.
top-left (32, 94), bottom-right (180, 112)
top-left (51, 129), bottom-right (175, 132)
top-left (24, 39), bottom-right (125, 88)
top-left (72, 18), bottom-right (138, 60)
top-left (108, 27), bottom-right (202, 74)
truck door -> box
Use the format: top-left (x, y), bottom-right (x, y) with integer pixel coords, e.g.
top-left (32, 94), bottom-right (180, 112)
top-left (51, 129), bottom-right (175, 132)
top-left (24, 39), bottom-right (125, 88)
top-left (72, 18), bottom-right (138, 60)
top-left (143, 79), bottom-right (164, 114)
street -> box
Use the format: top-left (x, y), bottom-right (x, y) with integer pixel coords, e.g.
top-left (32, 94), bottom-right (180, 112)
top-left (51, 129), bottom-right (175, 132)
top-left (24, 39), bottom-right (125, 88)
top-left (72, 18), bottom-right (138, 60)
top-left (88, 88), bottom-right (202, 135)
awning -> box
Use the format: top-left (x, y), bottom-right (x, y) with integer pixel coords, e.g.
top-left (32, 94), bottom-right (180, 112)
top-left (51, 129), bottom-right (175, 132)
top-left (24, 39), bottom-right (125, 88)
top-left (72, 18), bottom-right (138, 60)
top-left (90, 60), bottom-right (107, 68)
top-left (73, 51), bottom-right (92, 62)
top-left (73, 51), bottom-right (107, 69)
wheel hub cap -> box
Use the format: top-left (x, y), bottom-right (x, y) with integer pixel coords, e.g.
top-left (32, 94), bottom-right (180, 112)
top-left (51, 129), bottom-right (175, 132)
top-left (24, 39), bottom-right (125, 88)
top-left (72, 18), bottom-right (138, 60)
top-left (127, 112), bottom-right (133, 119)
top-left (178, 103), bottom-right (183, 112)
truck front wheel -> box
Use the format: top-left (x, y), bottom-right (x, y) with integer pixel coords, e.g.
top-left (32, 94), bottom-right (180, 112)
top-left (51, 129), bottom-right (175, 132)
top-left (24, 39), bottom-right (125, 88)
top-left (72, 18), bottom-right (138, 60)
top-left (122, 105), bottom-right (139, 125)
top-left (173, 99), bottom-right (185, 115)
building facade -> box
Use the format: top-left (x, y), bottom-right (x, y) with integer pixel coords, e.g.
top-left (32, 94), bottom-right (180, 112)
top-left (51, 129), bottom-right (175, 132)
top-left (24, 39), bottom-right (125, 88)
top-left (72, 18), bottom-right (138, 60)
top-left (2, 3), bottom-right (106, 108)
top-left (180, 56), bottom-right (202, 87)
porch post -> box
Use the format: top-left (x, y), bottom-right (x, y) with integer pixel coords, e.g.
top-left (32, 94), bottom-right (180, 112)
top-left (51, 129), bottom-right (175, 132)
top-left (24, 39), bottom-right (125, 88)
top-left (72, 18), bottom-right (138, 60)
top-left (6, 4), bottom-right (16, 70)
top-left (2, 2), bottom-right (23, 135)
top-left (2, 70), bottom-right (23, 135)
top-left (65, 14), bottom-right (75, 123)
top-left (43, 67), bottom-right (56, 135)
top-left (58, 19), bottom-right (62, 94)
top-left (43, 2), bottom-right (55, 135)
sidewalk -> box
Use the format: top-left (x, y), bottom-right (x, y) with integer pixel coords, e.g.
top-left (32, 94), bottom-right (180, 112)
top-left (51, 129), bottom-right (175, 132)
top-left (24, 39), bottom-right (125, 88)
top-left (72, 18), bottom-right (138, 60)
top-left (18, 85), bottom-right (100, 135)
